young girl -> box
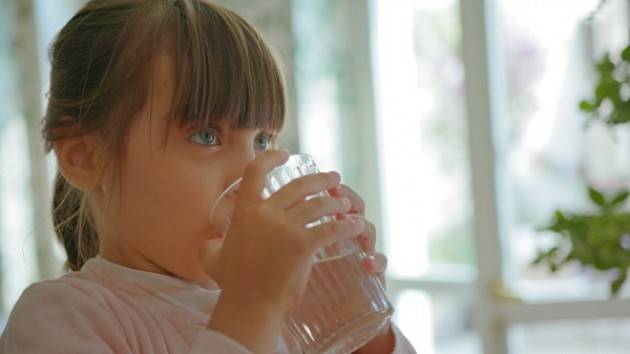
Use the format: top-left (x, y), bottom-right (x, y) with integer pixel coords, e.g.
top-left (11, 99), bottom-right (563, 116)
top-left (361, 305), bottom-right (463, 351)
top-left (0, 1), bottom-right (415, 353)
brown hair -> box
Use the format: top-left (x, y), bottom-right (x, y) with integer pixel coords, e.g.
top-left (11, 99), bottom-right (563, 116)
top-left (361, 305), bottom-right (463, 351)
top-left (43, 0), bottom-right (286, 271)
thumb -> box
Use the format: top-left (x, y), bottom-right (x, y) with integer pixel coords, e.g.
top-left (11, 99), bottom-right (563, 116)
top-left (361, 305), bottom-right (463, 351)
top-left (199, 238), bottom-right (224, 285)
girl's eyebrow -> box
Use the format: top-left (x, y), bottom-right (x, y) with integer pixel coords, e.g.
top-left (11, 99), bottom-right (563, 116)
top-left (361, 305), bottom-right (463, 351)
top-left (182, 120), bottom-right (222, 131)
top-left (185, 119), bottom-right (277, 136)
top-left (212, 123), bottom-right (273, 135)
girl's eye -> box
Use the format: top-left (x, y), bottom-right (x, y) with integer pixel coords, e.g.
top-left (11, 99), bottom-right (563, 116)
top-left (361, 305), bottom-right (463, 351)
top-left (189, 128), bottom-right (220, 146)
top-left (254, 133), bottom-right (272, 151)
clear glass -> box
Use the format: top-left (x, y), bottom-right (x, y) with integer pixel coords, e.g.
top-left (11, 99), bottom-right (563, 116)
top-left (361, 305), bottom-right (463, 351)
top-left (209, 153), bottom-right (393, 353)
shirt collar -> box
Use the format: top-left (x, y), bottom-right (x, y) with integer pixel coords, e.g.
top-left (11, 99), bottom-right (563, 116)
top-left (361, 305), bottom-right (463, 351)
top-left (84, 256), bottom-right (221, 315)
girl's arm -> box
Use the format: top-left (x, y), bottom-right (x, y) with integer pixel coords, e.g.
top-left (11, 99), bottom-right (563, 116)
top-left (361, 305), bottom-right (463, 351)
top-left (202, 293), bottom-right (284, 353)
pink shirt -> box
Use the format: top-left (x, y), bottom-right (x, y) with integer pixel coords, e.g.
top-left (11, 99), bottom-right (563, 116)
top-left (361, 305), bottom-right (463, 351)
top-left (0, 256), bottom-right (416, 353)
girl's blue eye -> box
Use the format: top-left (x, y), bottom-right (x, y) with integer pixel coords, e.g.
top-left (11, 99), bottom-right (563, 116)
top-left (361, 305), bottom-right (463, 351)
top-left (190, 128), bottom-right (220, 146)
top-left (255, 133), bottom-right (272, 151)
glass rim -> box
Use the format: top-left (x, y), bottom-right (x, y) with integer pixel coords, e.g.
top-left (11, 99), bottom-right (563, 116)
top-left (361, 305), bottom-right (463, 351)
top-left (209, 152), bottom-right (316, 222)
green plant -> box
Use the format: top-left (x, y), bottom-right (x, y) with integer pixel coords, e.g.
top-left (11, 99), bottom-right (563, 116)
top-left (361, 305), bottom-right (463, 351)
top-left (535, 187), bottom-right (630, 295)
top-left (535, 44), bottom-right (630, 296)
top-left (579, 46), bottom-right (630, 125)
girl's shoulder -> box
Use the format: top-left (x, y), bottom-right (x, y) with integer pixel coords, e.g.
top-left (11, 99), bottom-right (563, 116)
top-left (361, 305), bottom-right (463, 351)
top-left (17, 271), bottom-right (113, 310)
top-left (0, 272), bottom-right (133, 354)
top-left (4, 269), bottom-right (123, 333)
top-left (15, 255), bottom-right (145, 309)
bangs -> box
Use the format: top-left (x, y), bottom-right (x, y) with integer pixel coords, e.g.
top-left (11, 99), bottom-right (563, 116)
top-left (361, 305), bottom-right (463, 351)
top-left (163, 1), bottom-right (286, 134)
top-left (43, 0), bottom-right (286, 157)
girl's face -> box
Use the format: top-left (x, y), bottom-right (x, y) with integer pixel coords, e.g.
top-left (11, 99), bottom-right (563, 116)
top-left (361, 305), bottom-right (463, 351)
top-left (95, 54), bottom-right (274, 284)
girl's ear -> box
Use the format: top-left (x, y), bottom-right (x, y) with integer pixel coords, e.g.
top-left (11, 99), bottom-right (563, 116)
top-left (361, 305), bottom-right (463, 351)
top-left (53, 123), bottom-right (103, 192)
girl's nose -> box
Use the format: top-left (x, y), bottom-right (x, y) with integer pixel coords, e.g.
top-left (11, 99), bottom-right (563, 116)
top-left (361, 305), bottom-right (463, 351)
top-left (224, 144), bottom-right (257, 185)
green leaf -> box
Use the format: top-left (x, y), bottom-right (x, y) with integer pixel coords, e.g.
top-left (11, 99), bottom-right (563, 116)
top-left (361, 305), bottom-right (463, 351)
top-left (594, 258), bottom-right (610, 270)
top-left (609, 111), bottom-right (625, 125)
top-left (555, 211), bottom-right (566, 223)
top-left (596, 79), bottom-right (621, 104)
top-left (579, 100), bottom-right (597, 113)
top-left (588, 187), bottom-right (607, 206)
top-left (622, 45), bottom-right (630, 62)
top-left (616, 101), bottom-right (630, 124)
top-left (612, 270), bottom-right (627, 295)
top-left (597, 54), bottom-right (615, 76)
top-left (611, 191), bottom-right (630, 206)
top-left (546, 211), bottom-right (567, 232)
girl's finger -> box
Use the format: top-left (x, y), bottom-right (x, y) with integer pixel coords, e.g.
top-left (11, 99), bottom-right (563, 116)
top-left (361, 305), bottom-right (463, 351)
top-left (287, 196), bottom-right (352, 225)
top-left (306, 215), bottom-right (366, 250)
top-left (362, 252), bottom-right (388, 274)
top-left (239, 149), bottom-right (290, 203)
top-left (360, 219), bottom-right (376, 253)
top-left (328, 184), bottom-right (365, 215)
top-left (338, 214), bottom-right (376, 253)
top-left (269, 172), bottom-right (341, 210)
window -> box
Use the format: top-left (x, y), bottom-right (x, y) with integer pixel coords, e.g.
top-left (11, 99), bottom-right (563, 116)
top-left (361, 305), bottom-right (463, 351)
top-left (294, 0), bottom-right (630, 353)
top-left (0, 0), bottom-right (79, 317)
top-left (498, 0), bottom-right (626, 300)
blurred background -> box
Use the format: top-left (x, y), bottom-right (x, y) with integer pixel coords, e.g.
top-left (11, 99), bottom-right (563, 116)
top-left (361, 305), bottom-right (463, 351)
top-left (1, 0), bottom-right (630, 353)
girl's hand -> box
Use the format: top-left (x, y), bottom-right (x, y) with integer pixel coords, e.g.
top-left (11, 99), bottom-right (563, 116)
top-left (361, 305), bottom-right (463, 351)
top-left (328, 184), bottom-right (388, 285)
top-left (202, 150), bottom-right (367, 353)
top-left (328, 184), bottom-right (395, 354)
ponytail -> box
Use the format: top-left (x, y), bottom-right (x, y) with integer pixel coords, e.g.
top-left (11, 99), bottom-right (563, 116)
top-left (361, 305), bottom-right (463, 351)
top-left (52, 171), bottom-right (99, 271)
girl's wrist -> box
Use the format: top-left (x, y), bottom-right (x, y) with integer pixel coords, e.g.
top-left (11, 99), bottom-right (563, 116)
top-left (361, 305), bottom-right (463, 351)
top-left (207, 294), bottom-right (284, 353)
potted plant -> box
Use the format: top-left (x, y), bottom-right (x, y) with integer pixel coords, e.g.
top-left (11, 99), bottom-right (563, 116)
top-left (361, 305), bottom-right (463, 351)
top-left (534, 44), bottom-right (630, 296)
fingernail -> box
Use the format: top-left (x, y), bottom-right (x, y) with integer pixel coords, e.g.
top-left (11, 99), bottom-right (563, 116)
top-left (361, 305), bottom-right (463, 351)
top-left (351, 216), bottom-right (365, 229)
top-left (365, 255), bottom-right (378, 270)
top-left (340, 197), bottom-right (351, 207)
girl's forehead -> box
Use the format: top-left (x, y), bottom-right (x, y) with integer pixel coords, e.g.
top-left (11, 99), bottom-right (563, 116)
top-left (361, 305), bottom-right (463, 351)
top-left (149, 52), bottom-right (278, 133)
